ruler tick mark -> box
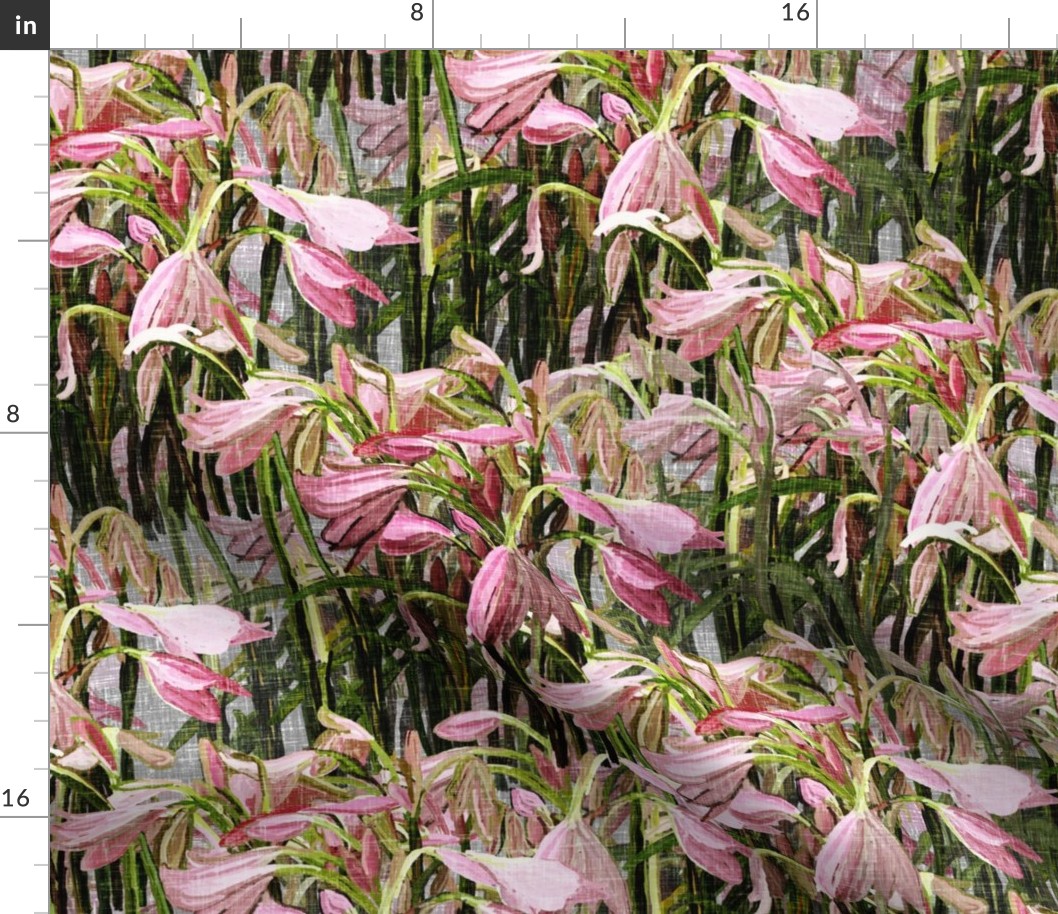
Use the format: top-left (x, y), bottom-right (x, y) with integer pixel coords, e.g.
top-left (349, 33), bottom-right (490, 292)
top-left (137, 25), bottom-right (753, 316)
top-left (17, 239), bottom-right (47, 243)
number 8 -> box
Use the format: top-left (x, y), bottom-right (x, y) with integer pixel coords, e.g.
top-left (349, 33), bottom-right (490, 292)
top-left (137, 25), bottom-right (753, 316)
top-left (411, 2), bottom-right (423, 19)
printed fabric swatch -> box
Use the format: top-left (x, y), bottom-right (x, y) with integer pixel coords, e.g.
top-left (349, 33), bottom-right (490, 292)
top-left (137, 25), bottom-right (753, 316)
top-left (50, 48), bottom-right (1058, 913)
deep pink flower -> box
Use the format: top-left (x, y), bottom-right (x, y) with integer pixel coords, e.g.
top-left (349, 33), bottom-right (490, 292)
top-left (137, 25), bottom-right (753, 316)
top-left (161, 848), bottom-right (280, 914)
top-left (141, 652), bottom-right (251, 723)
top-left (94, 601), bottom-right (273, 659)
top-left (851, 56), bottom-right (913, 145)
top-left (49, 220), bottom-right (125, 268)
top-left (948, 581), bottom-right (1058, 676)
top-left (600, 543), bottom-right (696, 625)
top-left (181, 379), bottom-right (310, 475)
top-left (50, 61), bottom-right (135, 132)
top-left (756, 125), bottom-right (854, 217)
top-left (128, 248), bottom-right (253, 356)
top-left (378, 508), bottom-right (453, 556)
top-left (671, 808), bottom-right (745, 884)
top-left (644, 270), bottom-right (768, 360)
top-left (521, 93), bottom-right (596, 145)
top-left (468, 546), bottom-right (585, 644)
top-left (940, 807), bottom-right (1042, 879)
top-left (127, 214), bottom-right (160, 244)
top-left (815, 807), bottom-right (927, 911)
top-left (285, 238), bottom-right (387, 327)
top-left (601, 92), bottom-right (633, 123)
top-left (295, 461), bottom-right (408, 554)
top-left (598, 129), bottom-right (719, 242)
top-left (907, 439), bottom-right (1027, 557)
top-left (445, 51), bottom-right (562, 139)
top-left (247, 181), bottom-right (417, 253)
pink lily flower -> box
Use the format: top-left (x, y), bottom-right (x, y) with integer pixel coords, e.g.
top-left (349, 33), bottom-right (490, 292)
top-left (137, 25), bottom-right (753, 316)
top-left (948, 580), bottom-right (1058, 676)
top-left (671, 808), bottom-right (745, 884)
top-left (51, 130), bottom-right (125, 164)
top-left (127, 214), bottom-right (159, 244)
top-left (437, 848), bottom-right (584, 914)
top-left (710, 782), bottom-right (799, 834)
top-left (891, 756), bottom-right (1056, 816)
top-left (815, 807), bottom-right (927, 911)
top-left (601, 92), bottom-right (633, 123)
top-left (940, 807), bottom-right (1042, 879)
top-left (295, 460), bottom-right (409, 555)
top-left (600, 544), bottom-right (696, 625)
top-left (530, 660), bottom-right (647, 730)
top-left (756, 125), bottom-right (854, 217)
top-left (718, 64), bottom-right (863, 142)
top-left (161, 848), bottom-right (281, 914)
top-left (445, 51), bottom-right (562, 139)
top-left (641, 736), bottom-right (756, 807)
top-left (434, 709), bottom-right (507, 742)
top-left (597, 128), bottom-right (719, 242)
top-left (559, 487), bottom-right (723, 554)
top-left (378, 508), bottom-right (453, 556)
top-left (468, 545), bottom-right (585, 644)
top-left (52, 788), bottom-right (182, 870)
top-left (852, 56), bottom-right (913, 145)
top-left (644, 270), bottom-right (769, 360)
top-left (537, 809), bottom-right (631, 914)
top-left (50, 169), bottom-right (91, 236)
top-left (181, 379), bottom-right (311, 475)
top-left (521, 93), bottom-right (597, 145)
top-left (284, 238), bottom-right (387, 327)
top-left (50, 220), bottom-right (125, 268)
top-left (94, 601), bottom-right (272, 659)
top-left (141, 652), bottom-right (251, 723)
top-left (117, 117), bottom-right (213, 140)
top-left (247, 181), bottom-right (417, 254)
top-left (907, 439), bottom-right (1027, 557)
top-left (128, 248), bottom-right (253, 356)
top-left (50, 61), bottom-right (135, 131)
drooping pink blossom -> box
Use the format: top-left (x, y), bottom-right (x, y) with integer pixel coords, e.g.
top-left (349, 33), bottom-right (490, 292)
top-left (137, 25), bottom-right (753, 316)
top-left (295, 460), bottom-right (408, 555)
top-left (521, 93), bottom-right (597, 145)
top-left (940, 807), bottom-right (1042, 879)
top-left (600, 543), bottom-right (696, 625)
top-left (670, 808), bottom-right (745, 884)
top-left (815, 807), bottom-right (927, 911)
top-left (161, 848), bottom-right (281, 914)
top-left (93, 601), bottom-right (273, 659)
top-left (49, 220), bottom-right (125, 268)
top-left (756, 125), bottom-right (854, 217)
top-left (284, 238), bottom-right (387, 326)
top-left (128, 248), bottom-right (253, 356)
top-left (890, 756), bottom-right (1056, 816)
top-left (378, 508), bottom-right (453, 556)
top-left (468, 545), bottom-right (585, 644)
top-left (530, 660), bottom-right (647, 730)
top-left (537, 809), bottom-right (631, 914)
top-left (141, 652), bottom-right (251, 723)
top-left (247, 181), bottom-right (417, 253)
top-left (948, 580), bottom-right (1058, 676)
top-left (641, 736), bottom-right (756, 807)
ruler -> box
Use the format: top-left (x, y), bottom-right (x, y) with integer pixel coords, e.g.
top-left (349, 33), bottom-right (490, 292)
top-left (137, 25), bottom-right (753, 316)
top-left (14, 1), bottom-right (1058, 912)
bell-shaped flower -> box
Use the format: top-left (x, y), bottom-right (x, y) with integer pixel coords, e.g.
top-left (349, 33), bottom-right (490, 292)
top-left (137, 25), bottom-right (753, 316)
top-left (815, 806), bottom-right (927, 911)
top-left (890, 756), bottom-right (1056, 817)
top-left (437, 848), bottom-right (584, 914)
top-left (530, 660), bottom-right (647, 730)
top-left (141, 652), bottom-right (251, 723)
top-left (445, 50), bottom-right (562, 139)
top-left (600, 544), bottom-right (696, 625)
top-left (161, 848), bottom-right (281, 914)
top-left (756, 125), bottom-right (854, 217)
top-left (247, 181), bottom-right (416, 253)
top-left (940, 807), bottom-right (1042, 879)
top-left (521, 93), bottom-right (597, 145)
top-left (670, 808), bottom-right (745, 884)
top-left (128, 248), bottom-right (252, 356)
top-left (598, 128), bottom-right (719, 242)
top-left (93, 601), bottom-right (272, 659)
top-left (378, 508), bottom-right (453, 556)
top-left (948, 580), bottom-right (1058, 676)
top-left (468, 545), bottom-right (585, 644)
top-left (181, 379), bottom-right (311, 475)
top-left (295, 460), bottom-right (409, 555)
top-left (641, 736), bottom-right (756, 807)
top-left (50, 220), bottom-right (125, 268)
top-left (284, 238), bottom-right (387, 327)
top-left (537, 807), bottom-right (631, 914)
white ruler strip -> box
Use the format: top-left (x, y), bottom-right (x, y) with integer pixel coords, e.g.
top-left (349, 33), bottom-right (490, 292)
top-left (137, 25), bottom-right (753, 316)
top-left (0, 44), bottom-right (51, 914)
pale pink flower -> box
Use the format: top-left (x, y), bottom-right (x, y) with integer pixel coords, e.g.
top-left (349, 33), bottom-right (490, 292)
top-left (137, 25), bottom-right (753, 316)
top-left (468, 545), bottom-right (585, 644)
top-left (346, 93), bottom-right (441, 183)
top-left (948, 580), bottom-right (1058, 676)
top-left (537, 810), bottom-right (631, 914)
top-left (181, 379), bottom-right (311, 475)
top-left (756, 125), bottom-right (854, 217)
top-left (315, 707), bottom-right (374, 763)
top-left (598, 129), bottom-right (719, 242)
top-left (50, 61), bottom-right (136, 132)
top-left (128, 248), bottom-right (252, 356)
top-left (445, 51), bottom-right (562, 139)
top-left (852, 57), bottom-right (913, 145)
top-left (434, 710), bottom-right (506, 742)
top-left (907, 439), bottom-right (1027, 557)
top-left (600, 543), bottom-right (696, 625)
top-left (161, 848), bottom-right (281, 914)
top-left (671, 808), bottom-right (744, 884)
top-left (719, 65), bottom-right (863, 142)
top-left (247, 181), bottom-right (417, 253)
top-left (295, 460), bottom-right (408, 555)
top-left (284, 238), bottom-right (387, 327)
top-left (521, 93), bottom-right (597, 145)
top-left (940, 807), bottom-right (1042, 879)
top-left (530, 660), bottom-right (647, 730)
top-left (437, 848), bottom-right (583, 914)
top-left (50, 169), bottom-right (91, 236)
top-left (117, 117), bottom-right (213, 140)
top-left (51, 130), bottom-right (125, 164)
top-left (890, 756), bottom-right (1056, 816)
top-left (815, 807), bottom-right (927, 911)
top-left (50, 220), bottom-right (125, 268)
top-left (641, 736), bottom-right (756, 807)
top-left (141, 652), bottom-right (251, 723)
top-left (93, 601), bottom-right (272, 659)
top-left (378, 508), bottom-right (453, 556)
